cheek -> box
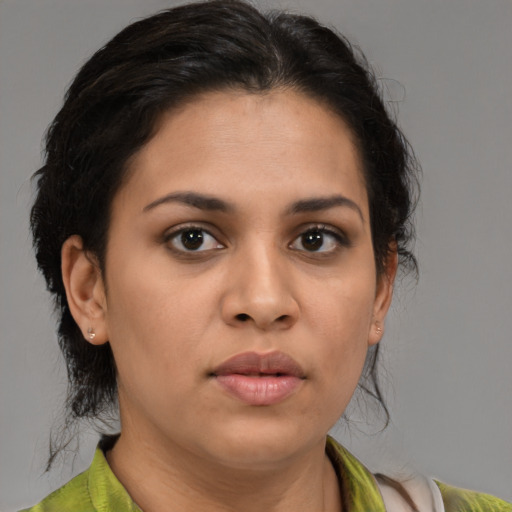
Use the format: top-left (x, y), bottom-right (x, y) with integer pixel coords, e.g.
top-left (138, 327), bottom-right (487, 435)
top-left (303, 276), bottom-right (376, 405)
top-left (103, 256), bottom-right (219, 389)
top-left (305, 273), bottom-right (376, 347)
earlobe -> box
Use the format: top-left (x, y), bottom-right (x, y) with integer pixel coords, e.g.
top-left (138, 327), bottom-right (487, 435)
top-left (368, 245), bottom-right (398, 346)
top-left (61, 235), bottom-right (108, 345)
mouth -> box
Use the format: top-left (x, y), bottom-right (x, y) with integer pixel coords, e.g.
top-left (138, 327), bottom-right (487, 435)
top-left (211, 351), bottom-right (305, 406)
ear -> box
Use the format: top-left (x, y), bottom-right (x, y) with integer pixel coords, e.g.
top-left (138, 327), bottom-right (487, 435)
top-left (61, 235), bottom-right (108, 345)
top-left (368, 243), bottom-right (398, 346)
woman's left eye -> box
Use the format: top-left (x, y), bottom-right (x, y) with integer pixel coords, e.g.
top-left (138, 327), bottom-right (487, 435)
top-left (289, 227), bottom-right (345, 253)
top-left (166, 227), bottom-right (224, 252)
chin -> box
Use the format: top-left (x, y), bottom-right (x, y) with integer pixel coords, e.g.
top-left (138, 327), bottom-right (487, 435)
top-left (197, 416), bottom-right (324, 470)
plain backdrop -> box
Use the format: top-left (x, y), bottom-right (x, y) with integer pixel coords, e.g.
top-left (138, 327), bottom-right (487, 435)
top-left (1, 0), bottom-right (511, 509)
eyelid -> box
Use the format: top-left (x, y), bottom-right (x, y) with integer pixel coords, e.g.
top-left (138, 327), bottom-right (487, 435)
top-left (161, 222), bottom-right (350, 257)
top-left (163, 223), bottom-right (225, 253)
top-left (289, 223), bottom-right (351, 252)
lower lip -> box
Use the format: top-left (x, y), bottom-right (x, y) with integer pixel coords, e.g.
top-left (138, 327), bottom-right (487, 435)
top-left (215, 375), bottom-right (303, 405)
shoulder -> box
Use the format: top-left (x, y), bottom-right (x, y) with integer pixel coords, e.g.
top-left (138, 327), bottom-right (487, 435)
top-left (377, 474), bottom-right (511, 512)
top-left (326, 436), bottom-right (511, 512)
top-left (435, 480), bottom-right (512, 512)
top-left (19, 443), bottom-right (140, 512)
top-left (18, 469), bottom-right (93, 512)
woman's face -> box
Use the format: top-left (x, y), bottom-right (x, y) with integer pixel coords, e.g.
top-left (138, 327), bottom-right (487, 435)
top-left (96, 90), bottom-right (395, 468)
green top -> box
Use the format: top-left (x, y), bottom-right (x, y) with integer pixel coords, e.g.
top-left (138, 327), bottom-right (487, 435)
top-left (21, 437), bottom-right (511, 511)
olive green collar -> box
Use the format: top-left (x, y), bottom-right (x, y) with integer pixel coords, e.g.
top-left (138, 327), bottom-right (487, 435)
top-left (85, 436), bottom-right (385, 511)
top-left (88, 446), bottom-right (142, 511)
top-left (326, 436), bottom-right (386, 512)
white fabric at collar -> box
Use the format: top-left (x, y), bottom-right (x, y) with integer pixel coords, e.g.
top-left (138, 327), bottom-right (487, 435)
top-left (377, 474), bottom-right (445, 512)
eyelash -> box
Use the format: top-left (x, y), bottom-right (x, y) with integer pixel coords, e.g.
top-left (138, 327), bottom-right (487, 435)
top-left (163, 223), bottom-right (350, 257)
top-left (163, 224), bottom-right (225, 255)
top-left (289, 224), bottom-right (350, 255)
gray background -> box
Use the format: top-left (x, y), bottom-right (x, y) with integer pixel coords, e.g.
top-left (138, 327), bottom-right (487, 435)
top-left (1, 0), bottom-right (511, 509)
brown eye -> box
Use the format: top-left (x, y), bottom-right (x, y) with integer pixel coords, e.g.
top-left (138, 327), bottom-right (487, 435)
top-left (167, 227), bottom-right (224, 252)
top-left (290, 227), bottom-right (345, 253)
top-left (301, 231), bottom-right (324, 251)
top-left (181, 229), bottom-right (204, 250)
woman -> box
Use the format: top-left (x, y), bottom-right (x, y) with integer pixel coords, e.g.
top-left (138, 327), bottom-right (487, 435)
top-left (22, 1), bottom-right (510, 511)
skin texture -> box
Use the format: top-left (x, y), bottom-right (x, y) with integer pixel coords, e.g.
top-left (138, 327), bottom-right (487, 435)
top-left (61, 89), bottom-right (397, 512)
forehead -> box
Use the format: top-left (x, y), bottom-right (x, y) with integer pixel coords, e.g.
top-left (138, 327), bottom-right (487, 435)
top-left (118, 89), bottom-right (368, 216)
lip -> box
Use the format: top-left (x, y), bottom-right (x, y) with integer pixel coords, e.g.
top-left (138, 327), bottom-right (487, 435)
top-left (211, 351), bottom-right (305, 406)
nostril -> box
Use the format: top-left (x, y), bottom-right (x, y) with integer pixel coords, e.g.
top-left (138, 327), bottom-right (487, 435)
top-left (236, 313), bottom-right (250, 322)
top-left (276, 315), bottom-right (289, 322)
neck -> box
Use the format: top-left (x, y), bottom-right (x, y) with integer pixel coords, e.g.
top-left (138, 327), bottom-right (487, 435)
top-left (106, 431), bottom-right (342, 512)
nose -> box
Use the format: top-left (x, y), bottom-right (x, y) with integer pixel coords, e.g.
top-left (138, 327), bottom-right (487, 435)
top-left (220, 245), bottom-right (300, 331)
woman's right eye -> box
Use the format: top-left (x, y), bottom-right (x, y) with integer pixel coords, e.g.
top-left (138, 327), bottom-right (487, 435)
top-left (166, 227), bottom-right (224, 253)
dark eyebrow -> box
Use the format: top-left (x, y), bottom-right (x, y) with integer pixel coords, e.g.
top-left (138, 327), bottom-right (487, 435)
top-left (143, 192), bottom-right (234, 213)
top-left (286, 195), bottom-right (364, 221)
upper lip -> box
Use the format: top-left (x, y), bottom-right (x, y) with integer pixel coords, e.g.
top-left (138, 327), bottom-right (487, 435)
top-left (211, 351), bottom-right (305, 378)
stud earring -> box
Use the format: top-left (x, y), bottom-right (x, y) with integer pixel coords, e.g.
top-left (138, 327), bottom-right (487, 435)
top-left (375, 324), bottom-right (383, 335)
top-left (87, 327), bottom-right (96, 341)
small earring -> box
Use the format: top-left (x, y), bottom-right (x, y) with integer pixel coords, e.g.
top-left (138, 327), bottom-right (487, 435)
top-left (375, 324), bottom-right (383, 335)
top-left (87, 328), bottom-right (96, 341)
